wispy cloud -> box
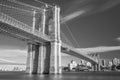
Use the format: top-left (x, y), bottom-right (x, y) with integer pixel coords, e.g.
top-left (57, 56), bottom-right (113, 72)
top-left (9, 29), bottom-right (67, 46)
top-left (76, 46), bottom-right (120, 54)
top-left (0, 58), bottom-right (17, 63)
top-left (116, 37), bottom-right (120, 41)
top-left (0, 49), bottom-right (27, 63)
top-left (61, 0), bottom-right (120, 23)
top-left (98, 0), bottom-right (120, 12)
top-left (0, 49), bottom-right (27, 57)
top-left (61, 10), bottom-right (86, 23)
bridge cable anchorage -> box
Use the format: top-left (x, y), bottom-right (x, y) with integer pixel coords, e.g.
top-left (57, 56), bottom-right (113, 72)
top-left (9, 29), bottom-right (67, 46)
top-left (63, 22), bottom-right (80, 48)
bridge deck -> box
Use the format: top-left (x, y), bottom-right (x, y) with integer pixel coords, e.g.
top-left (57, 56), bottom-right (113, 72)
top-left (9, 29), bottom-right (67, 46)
top-left (61, 43), bottom-right (98, 64)
top-left (0, 12), bottom-right (50, 43)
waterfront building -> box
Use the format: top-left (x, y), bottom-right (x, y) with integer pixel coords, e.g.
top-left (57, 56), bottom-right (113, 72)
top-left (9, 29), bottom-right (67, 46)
top-left (69, 60), bottom-right (77, 70)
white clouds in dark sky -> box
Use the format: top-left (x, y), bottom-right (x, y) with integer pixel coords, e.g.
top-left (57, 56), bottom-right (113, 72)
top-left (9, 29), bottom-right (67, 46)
top-left (61, 0), bottom-right (120, 22)
top-left (76, 46), bottom-right (120, 54)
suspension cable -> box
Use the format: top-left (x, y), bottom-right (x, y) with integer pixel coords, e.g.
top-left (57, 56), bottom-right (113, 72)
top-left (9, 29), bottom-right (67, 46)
top-left (61, 30), bottom-right (74, 46)
top-left (63, 22), bottom-right (80, 48)
top-left (7, 0), bottom-right (42, 10)
top-left (0, 4), bottom-right (33, 13)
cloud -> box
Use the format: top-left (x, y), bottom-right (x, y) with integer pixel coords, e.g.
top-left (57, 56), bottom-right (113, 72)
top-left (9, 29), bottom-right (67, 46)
top-left (61, 10), bottom-right (86, 23)
top-left (61, 0), bottom-right (120, 23)
top-left (0, 49), bottom-right (27, 57)
top-left (98, 0), bottom-right (120, 12)
top-left (76, 46), bottom-right (120, 54)
top-left (116, 37), bottom-right (120, 41)
top-left (0, 58), bottom-right (18, 63)
top-left (0, 49), bottom-right (27, 63)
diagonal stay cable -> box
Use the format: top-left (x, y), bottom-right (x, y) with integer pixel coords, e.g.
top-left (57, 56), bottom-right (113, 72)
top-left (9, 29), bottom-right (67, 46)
top-left (63, 22), bottom-right (80, 48)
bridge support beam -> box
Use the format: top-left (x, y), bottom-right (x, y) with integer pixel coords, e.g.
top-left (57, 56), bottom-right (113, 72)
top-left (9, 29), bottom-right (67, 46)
top-left (37, 43), bottom-right (46, 74)
top-left (91, 54), bottom-right (101, 71)
top-left (49, 41), bottom-right (62, 74)
top-left (26, 43), bottom-right (50, 74)
top-left (26, 43), bottom-right (39, 74)
top-left (92, 64), bottom-right (101, 71)
top-left (92, 64), bottom-right (97, 71)
top-left (42, 42), bottom-right (51, 74)
top-left (49, 6), bottom-right (61, 74)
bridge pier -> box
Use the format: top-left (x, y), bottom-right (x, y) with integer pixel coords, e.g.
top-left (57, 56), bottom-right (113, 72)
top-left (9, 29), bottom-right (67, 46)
top-left (92, 63), bottom-right (101, 71)
top-left (92, 64), bottom-right (97, 71)
top-left (26, 43), bottom-right (50, 74)
top-left (49, 6), bottom-right (61, 74)
top-left (49, 41), bottom-right (62, 74)
top-left (26, 43), bottom-right (40, 74)
top-left (91, 53), bottom-right (101, 71)
top-left (26, 42), bottom-right (61, 74)
top-left (37, 43), bottom-right (46, 74)
top-left (42, 42), bottom-right (51, 74)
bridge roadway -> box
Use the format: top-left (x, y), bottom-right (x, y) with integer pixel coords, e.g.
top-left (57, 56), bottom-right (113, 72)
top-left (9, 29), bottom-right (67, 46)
top-left (0, 12), bottom-right (98, 64)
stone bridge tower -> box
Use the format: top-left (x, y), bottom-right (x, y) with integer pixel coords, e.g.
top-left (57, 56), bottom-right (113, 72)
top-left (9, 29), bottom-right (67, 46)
top-left (26, 5), bottom-right (62, 74)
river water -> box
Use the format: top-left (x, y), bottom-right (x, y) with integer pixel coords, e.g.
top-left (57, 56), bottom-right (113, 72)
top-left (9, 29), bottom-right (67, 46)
top-left (0, 71), bottom-right (120, 80)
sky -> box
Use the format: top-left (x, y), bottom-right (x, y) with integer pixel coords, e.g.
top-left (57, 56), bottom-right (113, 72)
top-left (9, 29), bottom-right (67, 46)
top-left (68, 5), bottom-right (120, 48)
top-left (0, 0), bottom-right (120, 65)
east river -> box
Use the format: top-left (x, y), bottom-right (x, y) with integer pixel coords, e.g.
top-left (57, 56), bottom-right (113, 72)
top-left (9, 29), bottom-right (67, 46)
top-left (0, 71), bottom-right (120, 80)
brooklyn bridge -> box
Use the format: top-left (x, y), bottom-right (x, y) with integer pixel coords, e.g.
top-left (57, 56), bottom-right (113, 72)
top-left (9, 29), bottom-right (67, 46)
top-left (0, 0), bottom-right (120, 77)
top-left (0, 0), bottom-right (100, 74)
